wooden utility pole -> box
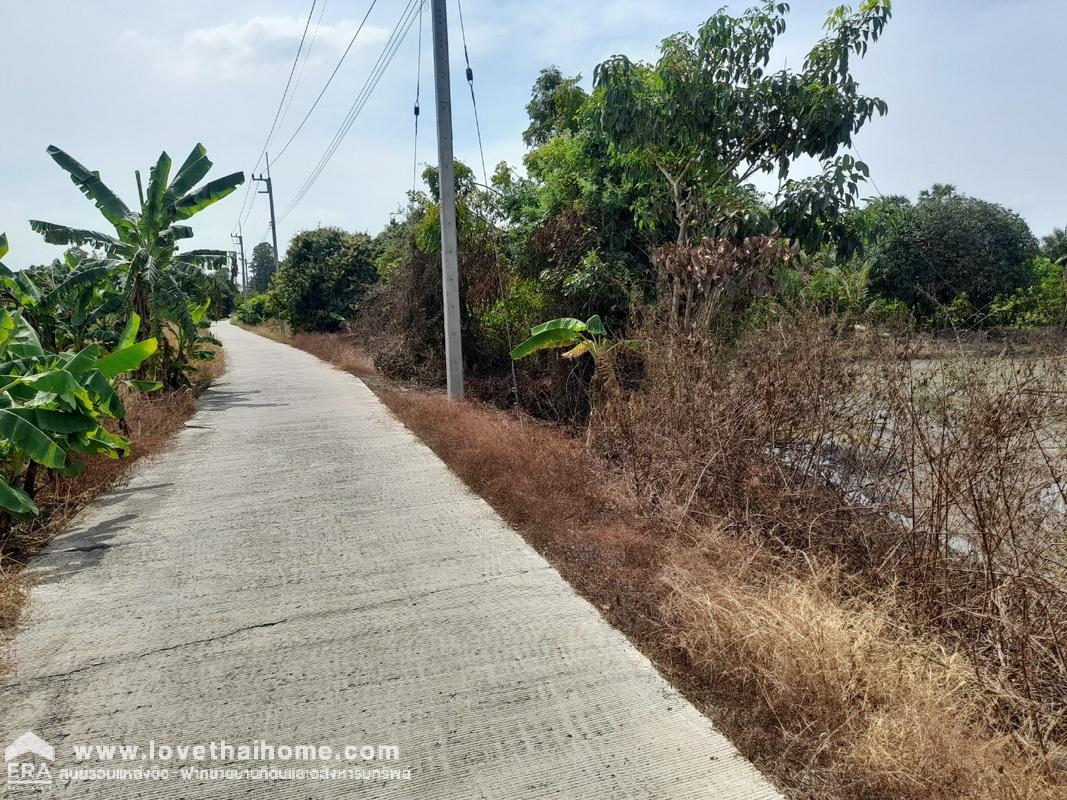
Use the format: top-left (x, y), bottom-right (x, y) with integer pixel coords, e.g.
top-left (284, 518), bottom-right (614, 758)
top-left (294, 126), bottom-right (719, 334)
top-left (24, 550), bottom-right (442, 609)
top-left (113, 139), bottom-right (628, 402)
top-left (253, 154), bottom-right (280, 274)
top-left (430, 0), bottom-right (464, 399)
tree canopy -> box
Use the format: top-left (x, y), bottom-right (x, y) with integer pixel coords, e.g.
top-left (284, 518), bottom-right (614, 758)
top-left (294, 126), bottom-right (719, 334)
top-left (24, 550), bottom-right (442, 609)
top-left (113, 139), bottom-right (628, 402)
top-left (523, 67), bottom-right (589, 147)
top-left (871, 186), bottom-right (1039, 317)
top-left (593, 0), bottom-right (892, 253)
top-left (249, 242), bottom-right (276, 294)
top-left (270, 227), bottom-right (378, 332)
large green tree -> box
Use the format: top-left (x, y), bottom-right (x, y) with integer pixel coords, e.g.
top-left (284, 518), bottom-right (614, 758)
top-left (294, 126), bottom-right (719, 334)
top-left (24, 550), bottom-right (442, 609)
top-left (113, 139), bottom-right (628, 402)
top-left (871, 186), bottom-right (1039, 318)
top-left (497, 68), bottom-right (662, 328)
top-left (593, 1), bottom-right (892, 252)
top-left (249, 242), bottom-right (276, 293)
top-left (271, 227), bottom-right (377, 332)
top-left (523, 67), bottom-right (589, 147)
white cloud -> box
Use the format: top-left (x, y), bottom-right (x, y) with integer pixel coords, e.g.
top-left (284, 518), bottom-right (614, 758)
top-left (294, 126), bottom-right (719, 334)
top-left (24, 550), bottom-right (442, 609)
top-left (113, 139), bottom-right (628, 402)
top-left (121, 16), bottom-right (390, 80)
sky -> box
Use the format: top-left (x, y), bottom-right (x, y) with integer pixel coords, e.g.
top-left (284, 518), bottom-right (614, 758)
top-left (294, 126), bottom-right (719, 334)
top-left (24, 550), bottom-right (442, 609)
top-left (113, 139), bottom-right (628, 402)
top-left (1, 0), bottom-right (1064, 269)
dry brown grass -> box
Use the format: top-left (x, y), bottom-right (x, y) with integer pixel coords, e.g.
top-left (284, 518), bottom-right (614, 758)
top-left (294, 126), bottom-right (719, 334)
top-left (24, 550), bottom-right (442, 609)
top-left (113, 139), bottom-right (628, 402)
top-left (234, 320), bottom-right (292, 344)
top-left (0, 348), bottom-right (225, 674)
top-left (244, 325), bottom-right (1067, 800)
top-left (381, 383), bottom-right (1065, 799)
top-left (664, 551), bottom-right (1063, 800)
top-left (292, 332), bottom-right (376, 376)
top-left (593, 313), bottom-right (1067, 795)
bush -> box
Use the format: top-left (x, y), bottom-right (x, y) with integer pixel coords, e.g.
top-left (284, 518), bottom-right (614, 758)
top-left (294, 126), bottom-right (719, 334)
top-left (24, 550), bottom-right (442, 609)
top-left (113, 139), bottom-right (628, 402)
top-left (989, 256), bottom-right (1066, 327)
top-left (270, 227), bottom-right (377, 332)
top-left (871, 188), bottom-right (1038, 320)
top-left (233, 293), bottom-right (277, 326)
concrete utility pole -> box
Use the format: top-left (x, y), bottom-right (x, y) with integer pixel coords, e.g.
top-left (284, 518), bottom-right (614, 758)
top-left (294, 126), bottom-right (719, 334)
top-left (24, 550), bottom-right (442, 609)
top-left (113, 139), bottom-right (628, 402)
top-left (134, 170), bottom-right (145, 207)
top-left (430, 0), bottom-right (464, 399)
top-left (253, 154), bottom-right (280, 273)
top-left (231, 230), bottom-right (248, 297)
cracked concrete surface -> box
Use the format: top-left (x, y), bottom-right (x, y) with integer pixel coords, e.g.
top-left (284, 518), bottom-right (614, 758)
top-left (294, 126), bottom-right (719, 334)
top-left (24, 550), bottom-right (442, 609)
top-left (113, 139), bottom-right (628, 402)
top-left (0, 321), bottom-right (782, 798)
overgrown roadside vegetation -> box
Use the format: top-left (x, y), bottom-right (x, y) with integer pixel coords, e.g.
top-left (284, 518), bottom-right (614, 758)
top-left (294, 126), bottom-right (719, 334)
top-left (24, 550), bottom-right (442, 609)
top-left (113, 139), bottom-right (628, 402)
top-left (239, 321), bottom-right (1067, 800)
top-left (236, 1), bottom-right (1066, 797)
top-left (1, 142), bottom-right (242, 672)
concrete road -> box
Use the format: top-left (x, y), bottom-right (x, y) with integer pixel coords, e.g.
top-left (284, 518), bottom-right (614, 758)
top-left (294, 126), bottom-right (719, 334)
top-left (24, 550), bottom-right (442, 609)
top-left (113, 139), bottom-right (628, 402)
top-left (1, 321), bottom-right (781, 798)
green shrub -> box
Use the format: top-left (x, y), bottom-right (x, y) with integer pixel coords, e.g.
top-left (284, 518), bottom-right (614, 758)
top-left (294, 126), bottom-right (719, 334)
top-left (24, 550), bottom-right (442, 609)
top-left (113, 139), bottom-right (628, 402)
top-left (988, 257), bottom-right (1067, 327)
top-left (479, 278), bottom-right (547, 346)
top-left (233, 293), bottom-right (277, 326)
top-left (270, 227), bottom-right (378, 332)
top-left (871, 187), bottom-right (1038, 319)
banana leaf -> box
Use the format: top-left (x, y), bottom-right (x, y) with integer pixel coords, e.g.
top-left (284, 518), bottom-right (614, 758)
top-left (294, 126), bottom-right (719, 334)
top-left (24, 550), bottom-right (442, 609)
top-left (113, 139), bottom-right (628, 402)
top-left (0, 408), bottom-right (65, 468)
top-left (584, 315), bottom-right (607, 336)
top-left (82, 369), bottom-right (124, 418)
top-left (172, 171), bottom-right (244, 220)
top-left (510, 328), bottom-right (584, 360)
top-left (94, 338), bottom-right (158, 378)
top-left (144, 151), bottom-right (172, 227)
top-left (8, 408), bottom-right (98, 434)
top-left (117, 313), bottom-right (140, 349)
top-left (62, 344), bottom-right (103, 378)
top-left (0, 476), bottom-right (38, 519)
top-left (167, 143), bottom-right (213, 199)
top-left (530, 317), bottom-right (587, 335)
top-left (28, 221), bottom-right (121, 250)
top-left (46, 145), bottom-right (132, 228)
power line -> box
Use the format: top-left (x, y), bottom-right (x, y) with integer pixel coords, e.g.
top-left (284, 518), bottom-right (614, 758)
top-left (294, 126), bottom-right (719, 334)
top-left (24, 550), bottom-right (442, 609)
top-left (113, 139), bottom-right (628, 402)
top-left (455, 0), bottom-right (520, 405)
top-left (277, 0), bottom-right (422, 223)
top-left (262, 1), bottom-right (318, 158)
top-left (412, 0), bottom-right (425, 194)
top-left (455, 0), bottom-right (488, 185)
top-left (280, 0), bottom-right (420, 220)
top-left (272, 0), bottom-right (381, 163)
top-left (278, 0), bottom-right (329, 132)
top-left (232, 0), bottom-right (319, 233)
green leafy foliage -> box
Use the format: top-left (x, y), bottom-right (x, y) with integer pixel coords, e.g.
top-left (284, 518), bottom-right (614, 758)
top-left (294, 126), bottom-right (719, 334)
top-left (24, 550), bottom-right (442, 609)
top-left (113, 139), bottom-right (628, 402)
top-left (0, 242), bottom-right (158, 519)
top-left (988, 257), bottom-right (1067, 327)
top-left (523, 67), bottom-right (589, 147)
top-left (1040, 227), bottom-right (1067, 265)
top-left (269, 227), bottom-right (378, 332)
top-left (0, 143), bottom-right (239, 521)
top-left (233, 293), bottom-right (278, 326)
top-left (594, 0), bottom-right (892, 252)
top-left (870, 186), bottom-right (1039, 318)
top-left (28, 143), bottom-right (242, 386)
top-left (511, 315), bottom-right (611, 360)
top-left (249, 242), bottom-right (276, 294)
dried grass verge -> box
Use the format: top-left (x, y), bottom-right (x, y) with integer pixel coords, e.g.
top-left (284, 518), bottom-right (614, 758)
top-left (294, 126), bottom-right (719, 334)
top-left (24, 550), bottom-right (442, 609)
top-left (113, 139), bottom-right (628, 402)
top-left (664, 550), bottom-right (1063, 800)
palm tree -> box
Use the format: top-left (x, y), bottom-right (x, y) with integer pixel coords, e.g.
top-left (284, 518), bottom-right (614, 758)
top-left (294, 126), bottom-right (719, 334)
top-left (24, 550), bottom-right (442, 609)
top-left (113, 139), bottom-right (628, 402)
top-left (29, 144), bottom-right (243, 385)
top-left (1041, 226), bottom-right (1067, 264)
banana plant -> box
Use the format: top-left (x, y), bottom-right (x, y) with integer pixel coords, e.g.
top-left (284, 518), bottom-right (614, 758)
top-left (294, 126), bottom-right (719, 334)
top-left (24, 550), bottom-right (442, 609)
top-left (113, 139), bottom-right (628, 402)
top-left (510, 315), bottom-right (611, 360)
top-left (29, 144), bottom-right (243, 387)
top-left (0, 249), bottom-right (125, 351)
top-left (171, 297), bottom-right (221, 385)
top-left (0, 233), bottom-right (158, 518)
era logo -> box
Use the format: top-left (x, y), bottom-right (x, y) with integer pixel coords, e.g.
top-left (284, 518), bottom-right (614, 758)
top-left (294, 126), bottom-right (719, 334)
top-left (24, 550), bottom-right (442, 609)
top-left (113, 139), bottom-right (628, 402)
top-left (5, 731), bottom-right (54, 786)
